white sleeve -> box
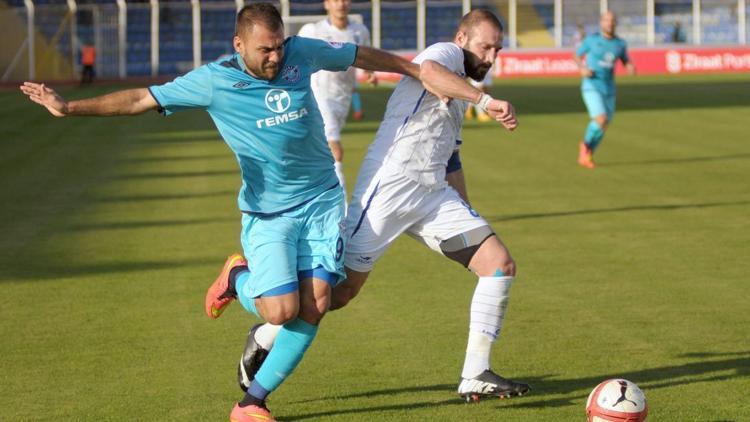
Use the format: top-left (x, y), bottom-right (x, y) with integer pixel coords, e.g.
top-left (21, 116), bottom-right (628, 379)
top-left (298, 23), bottom-right (316, 38)
top-left (411, 43), bottom-right (464, 74)
top-left (361, 25), bottom-right (371, 47)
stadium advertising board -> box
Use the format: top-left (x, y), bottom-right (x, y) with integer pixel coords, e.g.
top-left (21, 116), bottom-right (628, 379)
top-left (364, 46), bottom-right (750, 81)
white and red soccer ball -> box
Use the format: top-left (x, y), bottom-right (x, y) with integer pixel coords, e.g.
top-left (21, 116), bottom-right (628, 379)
top-left (586, 379), bottom-right (648, 422)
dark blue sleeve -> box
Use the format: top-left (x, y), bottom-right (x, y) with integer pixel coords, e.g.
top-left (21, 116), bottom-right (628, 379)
top-left (446, 151), bottom-right (462, 173)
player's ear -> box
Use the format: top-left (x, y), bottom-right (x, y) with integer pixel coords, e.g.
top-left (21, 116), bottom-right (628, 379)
top-left (455, 30), bottom-right (468, 47)
top-left (233, 35), bottom-right (242, 53)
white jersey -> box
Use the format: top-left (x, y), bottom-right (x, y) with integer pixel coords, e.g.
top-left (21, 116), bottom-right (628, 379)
top-left (298, 19), bottom-right (371, 103)
top-left (364, 42), bottom-right (469, 189)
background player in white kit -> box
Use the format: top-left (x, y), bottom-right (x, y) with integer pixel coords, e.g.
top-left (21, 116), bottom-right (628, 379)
top-left (240, 10), bottom-right (531, 401)
top-left (298, 0), bottom-right (378, 199)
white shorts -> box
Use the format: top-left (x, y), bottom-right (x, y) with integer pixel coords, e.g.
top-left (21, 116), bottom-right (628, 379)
top-left (318, 98), bottom-right (350, 141)
top-left (344, 159), bottom-right (490, 272)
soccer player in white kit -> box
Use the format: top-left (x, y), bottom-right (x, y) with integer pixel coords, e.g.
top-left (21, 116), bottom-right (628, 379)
top-left (298, 0), bottom-right (378, 198)
top-left (239, 9), bottom-right (531, 401)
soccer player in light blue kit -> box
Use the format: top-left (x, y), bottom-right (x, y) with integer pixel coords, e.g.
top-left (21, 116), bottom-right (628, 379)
top-left (20, 3), bottom-right (460, 420)
top-left (574, 11), bottom-right (636, 169)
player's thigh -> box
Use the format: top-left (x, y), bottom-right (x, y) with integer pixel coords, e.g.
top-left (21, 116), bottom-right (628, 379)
top-left (297, 186), bottom-right (347, 286)
top-left (240, 213), bottom-right (300, 299)
top-left (344, 171), bottom-right (425, 272)
top-left (408, 187), bottom-right (497, 269)
top-left (582, 89), bottom-right (608, 120)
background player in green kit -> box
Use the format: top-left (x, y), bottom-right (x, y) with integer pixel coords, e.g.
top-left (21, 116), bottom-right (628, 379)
top-left (19, 3), bottom-right (477, 421)
top-left (574, 11), bottom-right (636, 169)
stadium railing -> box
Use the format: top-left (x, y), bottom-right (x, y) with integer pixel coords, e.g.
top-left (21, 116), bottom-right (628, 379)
top-left (1, 0), bottom-right (748, 81)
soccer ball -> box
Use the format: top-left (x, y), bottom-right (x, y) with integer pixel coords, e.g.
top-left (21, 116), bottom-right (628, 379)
top-left (586, 379), bottom-right (648, 421)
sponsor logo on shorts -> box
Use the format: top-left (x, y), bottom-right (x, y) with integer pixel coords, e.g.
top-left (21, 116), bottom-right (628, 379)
top-left (327, 41), bottom-right (344, 49)
top-left (356, 256), bottom-right (372, 264)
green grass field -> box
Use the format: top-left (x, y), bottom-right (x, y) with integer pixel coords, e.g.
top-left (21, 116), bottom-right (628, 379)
top-left (1, 73), bottom-right (749, 421)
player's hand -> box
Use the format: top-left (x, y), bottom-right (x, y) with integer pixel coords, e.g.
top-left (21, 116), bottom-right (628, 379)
top-left (580, 67), bottom-right (593, 78)
top-left (486, 99), bottom-right (518, 131)
top-left (19, 82), bottom-right (68, 117)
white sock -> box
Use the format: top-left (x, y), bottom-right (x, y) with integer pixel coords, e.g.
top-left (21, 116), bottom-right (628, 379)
top-left (254, 323), bottom-right (282, 350)
top-left (461, 276), bottom-right (514, 379)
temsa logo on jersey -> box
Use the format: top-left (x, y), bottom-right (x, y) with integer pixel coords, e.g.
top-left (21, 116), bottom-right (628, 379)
top-left (257, 88), bottom-right (309, 128)
top-left (264, 89), bottom-right (291, 113)
top-left (256, 108), bottom-right (309, 128)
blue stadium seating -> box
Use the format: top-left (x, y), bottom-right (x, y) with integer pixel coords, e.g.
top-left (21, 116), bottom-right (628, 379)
top-left (4, 0), bottom-right (745, 77)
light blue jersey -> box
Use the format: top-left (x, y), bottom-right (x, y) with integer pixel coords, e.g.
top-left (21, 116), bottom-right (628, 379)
top-left (576, 33), bottom-right (629, 95)
top-left (149, 36), bottom-right (357, 215)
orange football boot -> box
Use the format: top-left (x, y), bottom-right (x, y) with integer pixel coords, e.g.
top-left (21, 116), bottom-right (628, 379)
top-left (230, 403), bottom-right (276, 422)
top-left (205, 253), bottom-right (247, 319)
top-left (578, 141), bottom-right (595, 169)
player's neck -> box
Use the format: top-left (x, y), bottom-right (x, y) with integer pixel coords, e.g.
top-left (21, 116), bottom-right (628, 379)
top-left (329, 15), bottom-right (349, 30)
top-left (601, 31), bottom-right (615, 39)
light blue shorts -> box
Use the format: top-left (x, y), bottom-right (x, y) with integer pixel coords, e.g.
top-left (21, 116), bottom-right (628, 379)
top-left (582, 89), bottom-right (616, 120)
top-left (238, 186), bottom-right (346, 299)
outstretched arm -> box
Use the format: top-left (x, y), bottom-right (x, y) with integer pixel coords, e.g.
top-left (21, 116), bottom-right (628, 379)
top-left (420, 60), bottom-right (518, 131)
top-left (352, 45), bottom-right (421, 79)
top-left (20, 82), bottom-right (158, 117)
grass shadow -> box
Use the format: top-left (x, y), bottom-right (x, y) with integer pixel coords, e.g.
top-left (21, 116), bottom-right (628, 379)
top-left (287, 352), bottom-right (750, 418)
top-left (486, 200), bottom-right (750, 223)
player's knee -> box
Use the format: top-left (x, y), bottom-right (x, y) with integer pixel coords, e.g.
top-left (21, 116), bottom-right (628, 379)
top-left (264, 305), bottom-right (299, 325)
top-left (595, 114), bottom-right (609, 129)
top-left (500, 258), bottom-right (517, 277)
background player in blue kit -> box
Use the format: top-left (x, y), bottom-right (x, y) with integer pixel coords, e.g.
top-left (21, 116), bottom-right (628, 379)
top-left (574, 11), bottom-right (636, 169)
top-left (19, 3), bottom-right (473, 421)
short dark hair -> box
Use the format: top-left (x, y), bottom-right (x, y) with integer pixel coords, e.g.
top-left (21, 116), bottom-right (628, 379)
top-left (236, 3), bottom-right (283, 36)
top-left (456, 9), bottom-right (503, 37)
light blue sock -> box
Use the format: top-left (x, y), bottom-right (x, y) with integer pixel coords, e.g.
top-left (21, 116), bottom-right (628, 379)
top-left (252, 318), bottom-right (318, 395)
top-left (351, 91), bottom-right (362, 113)
top-left (584, 120), bottom-right (605, 151)
top-left (235, 271), bottom-right (259, 317)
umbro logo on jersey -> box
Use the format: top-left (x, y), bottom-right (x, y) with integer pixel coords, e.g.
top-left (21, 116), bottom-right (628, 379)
top-left (327, 41), bottom-right (344, 49)
top-left (233, 81), bottom-right (250, 89)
